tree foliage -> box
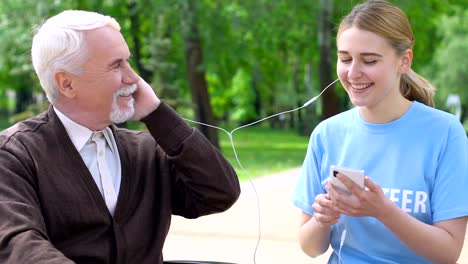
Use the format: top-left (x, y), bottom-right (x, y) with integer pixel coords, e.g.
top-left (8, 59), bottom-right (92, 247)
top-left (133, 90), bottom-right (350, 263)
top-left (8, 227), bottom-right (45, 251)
top-left (423, 6), bottom-right (467, 114)
top-left (0, 0), bottom-right (466, 132)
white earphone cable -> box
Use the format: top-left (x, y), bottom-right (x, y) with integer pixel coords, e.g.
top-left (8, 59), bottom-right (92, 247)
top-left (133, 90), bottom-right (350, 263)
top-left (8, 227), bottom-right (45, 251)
top-left (183, 78), bottom-right (339, 264)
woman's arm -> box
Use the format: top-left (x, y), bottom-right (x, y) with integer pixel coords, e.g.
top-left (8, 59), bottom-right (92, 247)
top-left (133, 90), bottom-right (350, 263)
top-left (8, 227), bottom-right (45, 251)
top-left (379, 200), bottom-right (466, 264)
top-left (298, 193), bottom-right (340, 257)
top-left (299, 213), bottom-right (331, 257)
top-left (330, 175), bottom-right (467, 264)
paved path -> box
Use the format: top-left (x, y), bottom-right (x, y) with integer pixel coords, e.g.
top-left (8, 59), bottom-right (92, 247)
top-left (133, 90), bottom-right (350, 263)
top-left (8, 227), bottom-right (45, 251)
top-left (163, 168), bottom-right (468, 264)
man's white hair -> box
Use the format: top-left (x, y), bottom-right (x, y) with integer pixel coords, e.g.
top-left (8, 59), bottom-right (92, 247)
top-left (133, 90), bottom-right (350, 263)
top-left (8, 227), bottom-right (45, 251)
top-left (31, 10), bottom-right (120, 103)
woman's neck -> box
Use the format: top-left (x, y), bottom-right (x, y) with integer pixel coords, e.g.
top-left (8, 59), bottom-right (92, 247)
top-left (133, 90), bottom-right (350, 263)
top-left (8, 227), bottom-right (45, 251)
top-left (360, 96), bottom-right (412, 124)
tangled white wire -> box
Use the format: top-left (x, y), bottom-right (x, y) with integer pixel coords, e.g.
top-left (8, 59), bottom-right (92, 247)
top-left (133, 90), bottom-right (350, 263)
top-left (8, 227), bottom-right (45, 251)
top-left (183, 78), bottom-right (340, 264)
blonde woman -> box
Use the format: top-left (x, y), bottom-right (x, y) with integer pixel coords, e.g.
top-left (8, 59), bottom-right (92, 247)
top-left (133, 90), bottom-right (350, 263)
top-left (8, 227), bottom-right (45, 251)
top-left (291, 0), bottom-right (468, 263)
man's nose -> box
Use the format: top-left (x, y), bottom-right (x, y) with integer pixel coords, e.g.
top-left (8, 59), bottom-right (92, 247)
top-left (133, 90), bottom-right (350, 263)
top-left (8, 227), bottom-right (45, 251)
top-left (122, 64), bottom-right (139, 84)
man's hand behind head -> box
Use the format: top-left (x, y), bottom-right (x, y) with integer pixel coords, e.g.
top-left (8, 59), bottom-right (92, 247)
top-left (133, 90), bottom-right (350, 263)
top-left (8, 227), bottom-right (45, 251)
top-left (131, 77), bottom-right (161, 121)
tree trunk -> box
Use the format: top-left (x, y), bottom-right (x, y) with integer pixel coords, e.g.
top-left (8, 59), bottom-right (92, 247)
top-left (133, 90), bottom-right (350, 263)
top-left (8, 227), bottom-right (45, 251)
top-left (15, 85), bottom-right (33, 114)
top-left (297, 63), bottom-right (320, 136)
top-left (318, 0), bottom-right (339, 119)
top-left (180, 0), bottom-right (219, 149)
top-left (128, 0), bottom-right (153, 82)
top-left (292, 59), bottom-right (301, 129)
top-left (252, 64), bottom-right (261, 119)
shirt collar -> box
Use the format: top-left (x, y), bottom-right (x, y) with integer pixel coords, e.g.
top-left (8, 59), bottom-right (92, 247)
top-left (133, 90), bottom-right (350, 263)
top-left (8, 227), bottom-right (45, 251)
top-left (53, 107), bottom-right (115, 153)
top-left (101, 127), bottom-right (116, 153)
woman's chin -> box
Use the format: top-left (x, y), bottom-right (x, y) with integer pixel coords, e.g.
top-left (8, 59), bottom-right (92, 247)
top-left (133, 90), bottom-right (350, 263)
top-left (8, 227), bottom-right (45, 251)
top-left (350, 98), bottom-right (367, 107)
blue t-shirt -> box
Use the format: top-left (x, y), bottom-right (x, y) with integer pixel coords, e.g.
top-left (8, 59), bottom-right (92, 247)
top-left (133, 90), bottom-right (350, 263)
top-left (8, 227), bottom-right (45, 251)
top-left (290, 101), bottom-right (468, 263)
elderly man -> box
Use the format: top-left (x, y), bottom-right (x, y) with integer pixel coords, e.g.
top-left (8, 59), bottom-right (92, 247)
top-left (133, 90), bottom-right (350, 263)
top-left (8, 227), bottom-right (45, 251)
top-left (0, 10), bottom-right (240, 264)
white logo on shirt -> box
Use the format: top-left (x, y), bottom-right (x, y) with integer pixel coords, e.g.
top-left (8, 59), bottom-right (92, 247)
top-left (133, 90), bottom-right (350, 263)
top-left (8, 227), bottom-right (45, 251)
top-left (382, 188), bottom-right (428, 213)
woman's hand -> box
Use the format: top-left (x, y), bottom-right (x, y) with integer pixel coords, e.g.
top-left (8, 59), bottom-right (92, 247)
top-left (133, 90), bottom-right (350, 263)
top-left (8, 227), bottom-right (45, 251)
top-left (311, 193), bottom-right (341, 227)
top-left (327, 173), bottom-right (392, 219)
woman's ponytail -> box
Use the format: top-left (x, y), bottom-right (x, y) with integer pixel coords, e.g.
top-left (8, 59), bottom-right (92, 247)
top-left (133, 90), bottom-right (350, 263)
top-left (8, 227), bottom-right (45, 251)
top-left (400, 69), bottom-right (436, 107)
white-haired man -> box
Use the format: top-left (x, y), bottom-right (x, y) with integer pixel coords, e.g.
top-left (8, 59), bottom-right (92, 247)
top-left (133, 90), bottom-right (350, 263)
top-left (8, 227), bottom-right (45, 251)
top-left (0, 10), bottom-right (240, 264)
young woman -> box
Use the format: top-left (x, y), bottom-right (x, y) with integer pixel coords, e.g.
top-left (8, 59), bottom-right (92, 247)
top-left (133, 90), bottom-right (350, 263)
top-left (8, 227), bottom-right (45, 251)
top-left (290, 1), bottom-right (468, 263)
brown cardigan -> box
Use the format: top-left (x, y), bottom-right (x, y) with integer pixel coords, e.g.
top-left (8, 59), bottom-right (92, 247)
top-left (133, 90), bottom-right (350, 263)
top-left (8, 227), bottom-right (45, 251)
top-left (0, 102), bottom-right (240, 264)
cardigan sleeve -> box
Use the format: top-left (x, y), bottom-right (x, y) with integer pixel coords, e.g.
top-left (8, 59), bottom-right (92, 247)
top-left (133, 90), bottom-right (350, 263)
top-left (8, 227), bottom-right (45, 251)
top-left (0, 138), bottom-right (75, 264)
top-left (142, 101), bottom-right (241, 218)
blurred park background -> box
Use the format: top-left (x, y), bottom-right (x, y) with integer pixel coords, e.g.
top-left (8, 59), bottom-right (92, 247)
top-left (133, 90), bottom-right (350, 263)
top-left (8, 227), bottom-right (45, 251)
top-left (0, 0), bottom-right (466, 178)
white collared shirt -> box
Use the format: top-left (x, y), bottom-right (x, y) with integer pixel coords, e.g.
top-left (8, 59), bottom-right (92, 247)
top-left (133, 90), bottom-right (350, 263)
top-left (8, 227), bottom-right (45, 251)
top-left (54, 107), bottom-right (121, 216)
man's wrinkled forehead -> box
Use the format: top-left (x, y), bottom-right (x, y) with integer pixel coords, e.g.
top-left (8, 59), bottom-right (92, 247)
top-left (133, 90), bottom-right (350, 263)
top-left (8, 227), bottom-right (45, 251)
top-left (80, 26), bottom-right (130, 68)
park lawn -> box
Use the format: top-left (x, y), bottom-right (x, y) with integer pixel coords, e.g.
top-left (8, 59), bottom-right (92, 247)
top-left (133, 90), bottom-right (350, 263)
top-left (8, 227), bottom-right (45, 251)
top-left (218, 126), bottom-right (310, 181)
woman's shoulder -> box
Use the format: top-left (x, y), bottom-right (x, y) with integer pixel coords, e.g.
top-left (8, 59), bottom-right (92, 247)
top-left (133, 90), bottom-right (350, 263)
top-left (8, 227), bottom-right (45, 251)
top-left (414, 101), bottom-right (454, 118)
top-left (316, 107), bottom-right (357, 129)
top-left (310, 107), bottom-right (357, 139)
top-left (411, 101), bottom-right (466, 137)
top-left (413, 101), bottom-right (462, 126)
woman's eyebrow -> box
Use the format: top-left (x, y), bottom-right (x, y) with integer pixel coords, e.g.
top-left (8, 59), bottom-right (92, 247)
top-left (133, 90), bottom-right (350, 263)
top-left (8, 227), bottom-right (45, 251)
top-left (338, 50), bottom-right (383, 57)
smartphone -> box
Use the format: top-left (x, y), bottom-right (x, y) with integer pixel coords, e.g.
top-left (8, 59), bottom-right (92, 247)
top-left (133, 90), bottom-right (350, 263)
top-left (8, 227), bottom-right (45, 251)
top-left (329, 165), bottom-right (365, 194)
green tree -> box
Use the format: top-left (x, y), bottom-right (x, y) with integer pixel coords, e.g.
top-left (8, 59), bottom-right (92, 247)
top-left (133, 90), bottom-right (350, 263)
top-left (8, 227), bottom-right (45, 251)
top-left (423, 6), bottom-right (467, 119)
top-left (1, 0), bottom-right (466, 134)
top-left (179, 0), bottom-right (220, 148)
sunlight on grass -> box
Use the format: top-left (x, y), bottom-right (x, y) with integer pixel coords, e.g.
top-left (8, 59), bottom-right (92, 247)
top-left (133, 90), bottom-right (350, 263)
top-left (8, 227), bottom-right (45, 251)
top-left (218, 126), bottom-right (309, 181)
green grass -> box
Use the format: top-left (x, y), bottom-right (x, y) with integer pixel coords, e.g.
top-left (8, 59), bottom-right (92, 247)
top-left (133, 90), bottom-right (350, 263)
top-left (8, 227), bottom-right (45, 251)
top-left (218, 126), bottom-right (309, 181)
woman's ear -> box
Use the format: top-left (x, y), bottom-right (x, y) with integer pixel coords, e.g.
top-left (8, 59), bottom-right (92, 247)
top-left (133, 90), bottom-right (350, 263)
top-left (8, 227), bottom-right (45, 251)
top-left (54, 71), bottom-right (76, 99)
top-left (399, 49), bottom-right (413, 74)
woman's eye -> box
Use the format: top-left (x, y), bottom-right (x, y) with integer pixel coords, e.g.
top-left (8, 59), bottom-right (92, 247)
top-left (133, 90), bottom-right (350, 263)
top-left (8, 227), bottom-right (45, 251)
top-left (364, 60), bottom-right (377, 65)
top-left (340, 58), bottom-right (352, 63)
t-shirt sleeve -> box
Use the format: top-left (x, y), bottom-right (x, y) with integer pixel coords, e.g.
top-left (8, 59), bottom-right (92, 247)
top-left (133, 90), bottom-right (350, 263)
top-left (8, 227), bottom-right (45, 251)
top-left (290, 129), bottom-right (327, 216)
top-left (431, 118), bottom-right (468, 222)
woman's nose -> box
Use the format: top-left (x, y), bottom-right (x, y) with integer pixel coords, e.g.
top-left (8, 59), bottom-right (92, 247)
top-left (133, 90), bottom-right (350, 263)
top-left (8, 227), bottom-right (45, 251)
top-left (347, 62), bottom-right (363, 79)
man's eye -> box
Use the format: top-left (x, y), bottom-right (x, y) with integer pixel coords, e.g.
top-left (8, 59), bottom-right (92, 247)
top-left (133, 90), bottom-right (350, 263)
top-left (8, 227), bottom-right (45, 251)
top-left (112, 63), bottom-right (121, 69)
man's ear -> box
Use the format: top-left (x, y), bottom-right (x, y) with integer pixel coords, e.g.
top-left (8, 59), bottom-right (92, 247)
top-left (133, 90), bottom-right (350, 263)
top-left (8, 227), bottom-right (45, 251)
top-left (54, 71), bottom-right (76, 98)
top-left (399, 49), bottom-right (413, 74)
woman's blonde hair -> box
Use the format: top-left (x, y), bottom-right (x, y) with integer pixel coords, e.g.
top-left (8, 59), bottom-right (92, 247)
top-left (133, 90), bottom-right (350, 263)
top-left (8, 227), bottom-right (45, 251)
top-left (337, 0), bottom-right (435, 107)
